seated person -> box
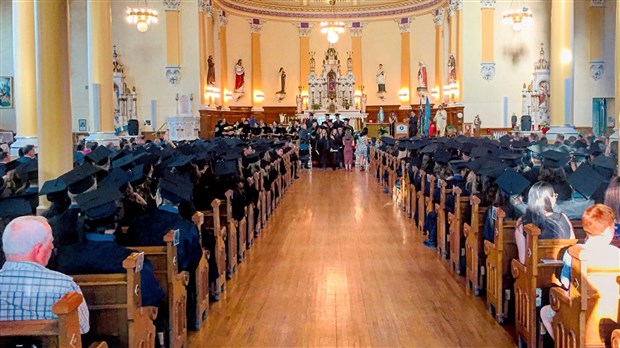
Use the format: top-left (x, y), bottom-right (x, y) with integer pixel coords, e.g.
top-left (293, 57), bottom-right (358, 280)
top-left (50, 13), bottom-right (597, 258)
top-left (514, 182), bottom-right (575, 264)
top-left (0, 216), bottom-right (89, 333)
top-left (540, 204), bottom-right (620, 340)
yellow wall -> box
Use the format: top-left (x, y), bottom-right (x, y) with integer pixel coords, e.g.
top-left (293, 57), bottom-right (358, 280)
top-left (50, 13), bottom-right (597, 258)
top-left (261, 21), bottom-right (300, 105)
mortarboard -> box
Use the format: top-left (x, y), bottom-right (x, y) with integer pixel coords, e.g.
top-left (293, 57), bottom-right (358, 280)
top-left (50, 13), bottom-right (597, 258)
top-left (166, 155), bottom-right (194, 169)
top-left (39, 178), bottom-right (68, 202)
top-left (0, 195), bottom-right (34, 218)
top-left (75, 186), bottom-right (122, 220)
top-left (128, 164), bottom-right (146, 185)
top-left (111, 154), bottom-right (135, 169)
top-left (449, 160), bottom-right (470, 171)
top-left (434, 150), bottom-right (453, 165)
top-left (380, 137), bottom-right (396, 146)
top-left (159, 172), bottom-right (193, 203)
top-left (16, 159), bottom-right (38, 181)
top-left (567, 164), bottom-right (605, 199)
top-left (496, 170), bottom-right (530, 196)
top-left (470, 147), bottom-right (491, 158)
top-left (214, 159), bottom-right (238, 176)
top-left (540, 150), bottom-right (568, 168)
top-left (98, 168), bottom-right (131, 191)
top-left (59, 163), bottom-right (99, 194)
top-left (85, 146), bottom-right (112, 165)
top-left (592, 154), bottom-right (616, 170)
top-left (420, 143), bottom-right (440, 154)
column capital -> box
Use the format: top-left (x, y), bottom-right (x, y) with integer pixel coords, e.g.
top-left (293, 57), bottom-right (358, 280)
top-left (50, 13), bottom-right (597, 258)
top-left (395, 17), bottom-right (413, 33)
top-left (590, 0), bottom-right (604, 7)
top-left (480, 0), bottom-right (496, 9)
top-left (295, 22), bottom-right (314, 37)
top-left (249, 19), bottom-right (264, 33)
top-left (433, 8), bottom-right (444, 26)
top-left (164, 0), bottom-right (181, 11)
top-left (450, 0), bottom-right (463, 11)
top-left (348, 22), bottom-right (365, 36)
top-left (480, 62), bottom-right (496, 81)
top-left (589, 60), bottom-right (605, 80)
top-left (198, 0), bottom-right (213, 16)
top-left (218, 9), bottom-right (228, 28)
top-left (166, 66), bottom-right (181, 84)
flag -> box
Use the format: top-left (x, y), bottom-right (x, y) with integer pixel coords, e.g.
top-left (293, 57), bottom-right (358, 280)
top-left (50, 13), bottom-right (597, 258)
top-left (425, 96), bottom-right (431, 137)
top-left (419, 98), bottom-right (423, 136)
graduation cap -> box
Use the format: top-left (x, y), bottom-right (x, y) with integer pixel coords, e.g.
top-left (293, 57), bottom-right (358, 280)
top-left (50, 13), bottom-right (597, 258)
top-left (166, 154), bottom-right (194, 169)
top-left (111, 154), bottom-right (135, 170)
top-left (434, 150), bottom-right (453, 165)
top-left (16, 159), bottom-right (38, 181)
top-left (540, 150), bottom-right (568, 168)
top-left (567, 164), bottom-right (605, 199)
top-left (59, 163), bottom-right (99, 194)
top-left (245, 152), bottom-right (261, 164)
top-left (0, 195), bottom-right (33, 218)
top-left (85, 146), bottom-right (112, 165)
top-left (75, 186), bottom-right (122, 220)
top-left (478, 161), bottom-right (509, 179)
top-left (159, 172), bottom-right (193, 204)
top-left (128, 164), bottom-right (146, 185)
top-left (592, 154), bottom-right (616, 170)
top-left (464, 158), bottom-right (486, 172)
top-left (497, 151), bottom-right (524, 166)
top-left (380, 137), bottom-right (396, 146)
top-left (214, 159), bottom-right (238, 176)
top-left (98, 168), bottom-right (131, 191)
top-left (420, 143), bottom-right (440, 154)
top-left (109, 148), bottom-right (129, 162)
top-left (459, 142), bottom-right (474, 155)
top-left (449, 160), bottom-right (470, 171)
top-left (470, 146), bottom-right (491, 158)
top-left (39, 178), bottom-right (68, 202)
top-left (496, 170), bottom-right (530, 196)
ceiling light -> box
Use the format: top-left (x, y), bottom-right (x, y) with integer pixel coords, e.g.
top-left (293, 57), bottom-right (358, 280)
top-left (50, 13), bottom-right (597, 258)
top-left (126, 1), bottom-right (158, 33)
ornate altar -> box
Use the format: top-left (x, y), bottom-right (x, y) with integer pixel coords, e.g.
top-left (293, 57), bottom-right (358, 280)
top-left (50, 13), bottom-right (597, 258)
top-left (521, 44), bottom-right (550, 129)
top-left (112, 46), bottom-right (138, 135)
top-left (167, 94), bottom-right (201, 141)
top-left (307, 46), bottom-right (358, 112)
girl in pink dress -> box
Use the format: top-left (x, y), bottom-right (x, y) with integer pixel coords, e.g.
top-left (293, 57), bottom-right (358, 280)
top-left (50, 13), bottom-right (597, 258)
top-left (343, 130), bottom-right (354, 171)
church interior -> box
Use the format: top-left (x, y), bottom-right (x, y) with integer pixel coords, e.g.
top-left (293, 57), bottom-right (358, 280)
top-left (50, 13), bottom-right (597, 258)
top-left (0, 0), bottom-right (620, 347)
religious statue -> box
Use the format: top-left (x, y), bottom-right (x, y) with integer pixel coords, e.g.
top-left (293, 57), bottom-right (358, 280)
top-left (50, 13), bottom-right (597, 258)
top-left (234, 59), bottom-right (245, 93)
top-left (418, 61), bottom-right (428, 88)
top-left (376, 64), bottom-right (386, 93)
top-left (278, 67), bottom-right (286, 94)
top-left (378, 106), bottom-right (385, 123)
top-left (511, 113), bottom-right (518, 130)
top-left (448, 54), bottom-right (457, 83)
top-left (207, 55), bottom-right (215, 86)
top-left (309, 52), bottom-right (316, 73)
top-left (360, 93), bottom-right (367, 113)
top-left (474, 115), bottom-right (481, 134)
top-left (296, 94), bottom-right (303, 113)
top-left (347, 52), bottom-right (353, 73)
top-left (434, 104), bottom-right (447, 137)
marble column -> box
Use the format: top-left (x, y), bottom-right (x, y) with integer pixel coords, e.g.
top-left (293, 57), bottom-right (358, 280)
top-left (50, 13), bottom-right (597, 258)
top-left (548, 0), bottom-right (578, 140)
top-left (10, 0), bottom-right (38, 157)
top-left (397, 18), bottom-right (412, 110)
top-left (218, 10), bottom-right (229, 111)
top-left (34, 0), bottom-right (74, 209)
top-left (480, 0), bottom-right (496, 81)
top-left (85, 0), bottom-right (117, 145)
top-left (250, 20), bottom-right (264, 112)
top-left (433, 9), bottom-right (444, 102)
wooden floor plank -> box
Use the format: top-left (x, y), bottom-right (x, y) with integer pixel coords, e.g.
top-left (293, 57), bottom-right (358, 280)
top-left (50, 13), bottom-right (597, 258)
top-left (189, 170), bottom-right (515, 347)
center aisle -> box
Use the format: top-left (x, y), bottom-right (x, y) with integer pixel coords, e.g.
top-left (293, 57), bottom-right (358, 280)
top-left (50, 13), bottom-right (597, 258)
top-left (189, 169), bottom-right (515, 347)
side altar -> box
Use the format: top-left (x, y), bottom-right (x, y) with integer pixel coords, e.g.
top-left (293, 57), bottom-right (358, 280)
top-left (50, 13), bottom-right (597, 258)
top-left (296, 45), bottom-right (367, 129)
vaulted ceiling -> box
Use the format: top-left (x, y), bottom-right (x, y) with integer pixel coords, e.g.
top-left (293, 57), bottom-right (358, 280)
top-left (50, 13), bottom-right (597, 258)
top-left (213, 0), bottom-right (446, 21)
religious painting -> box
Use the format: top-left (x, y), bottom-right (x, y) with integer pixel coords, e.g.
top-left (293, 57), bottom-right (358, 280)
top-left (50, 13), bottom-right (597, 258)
top-left (78, 119), bottom-right (88, 132)
top-left (0, 76), bottom-right (13, 109)
top-left (463, 123), bottom-right (472, 136)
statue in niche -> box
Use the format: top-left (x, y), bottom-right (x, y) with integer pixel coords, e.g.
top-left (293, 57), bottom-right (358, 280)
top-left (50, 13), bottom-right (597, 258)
top-left (207, 55), bottom-right (215, 86)
top-left (327, 70), bottom-right (337, 99)
top-left (474, 115), bottom-right (481, 134)
top-left (448, 54), bottom-right (457, 83)
top-left (418, 61), bottom-right (428, 88)
top-left (234, 59), bottom-right (245, 93)
top-left (376, 64), bottom-right (386, 92)
top-left (309, 52), bottom-right (316, 73)
top-left (278, 67), bottom-right (286, 94)
top-left (347, 52), bottom-right (353, 73)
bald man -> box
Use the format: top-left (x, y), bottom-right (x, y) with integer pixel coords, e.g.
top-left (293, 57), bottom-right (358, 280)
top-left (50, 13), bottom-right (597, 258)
top-left (0, 216), bottom-right (90, 333)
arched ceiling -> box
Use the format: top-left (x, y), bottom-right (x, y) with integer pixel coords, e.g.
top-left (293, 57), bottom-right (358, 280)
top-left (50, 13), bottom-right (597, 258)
top-left (213, 0), bottom-right (446, 22)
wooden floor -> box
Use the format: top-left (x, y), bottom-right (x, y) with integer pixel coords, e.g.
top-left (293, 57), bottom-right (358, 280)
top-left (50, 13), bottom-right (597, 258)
top-left (189, 169), bottom-right (515, 347)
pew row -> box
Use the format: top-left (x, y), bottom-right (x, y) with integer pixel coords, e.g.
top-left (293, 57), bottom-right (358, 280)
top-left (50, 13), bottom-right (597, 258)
top-left (448, 186), bottom-right (470, 273)
top-left (464, 195), bottom-right (487, 296)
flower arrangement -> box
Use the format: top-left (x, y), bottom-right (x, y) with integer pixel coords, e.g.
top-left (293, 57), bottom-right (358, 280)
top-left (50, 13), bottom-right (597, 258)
top-left (311, 103), bottom-right (321, 110)
top-left (378, 126), bottom-right (389, 136)
top-left (541, 121), bottom-right (550, 134)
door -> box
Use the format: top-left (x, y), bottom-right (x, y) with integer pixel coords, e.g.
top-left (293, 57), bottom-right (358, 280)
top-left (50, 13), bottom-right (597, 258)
top-left (592, 98), bottom-right (607, 137)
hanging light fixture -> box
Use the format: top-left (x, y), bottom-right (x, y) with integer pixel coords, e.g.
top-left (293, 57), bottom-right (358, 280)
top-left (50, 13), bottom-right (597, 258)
top-left (126, 0), bottom-right (158, 33)
top-left (320, 0), bottom-right (345, 43)
top-left (502, 1), bottom-right (533, 32)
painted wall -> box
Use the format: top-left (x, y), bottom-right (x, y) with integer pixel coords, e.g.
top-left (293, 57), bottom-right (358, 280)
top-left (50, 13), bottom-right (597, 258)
top-left (0, 0), bottom-right (15, 131)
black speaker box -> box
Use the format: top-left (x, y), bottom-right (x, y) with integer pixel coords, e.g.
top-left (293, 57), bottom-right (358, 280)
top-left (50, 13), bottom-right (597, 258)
top-left (521, 115), bottom-right (532, 132)
top-left (127, 119), bottom-right (139, 136)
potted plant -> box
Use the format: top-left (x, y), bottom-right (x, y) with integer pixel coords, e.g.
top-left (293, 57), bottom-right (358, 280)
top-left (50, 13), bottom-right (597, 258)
top-left (311, 103), bottom-right (321, 111)
top-left (378, 126), bottom-right (388, 136)
top-left (541, 121), bottom-right (550, 134)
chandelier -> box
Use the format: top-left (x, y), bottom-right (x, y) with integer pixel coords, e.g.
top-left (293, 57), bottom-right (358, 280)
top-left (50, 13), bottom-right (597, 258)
top-left (320, 0), bottom-right (345, 43)
top-left (502, 2), bottom-right (533, 32)
top-left (126, 1), bottom-right (158, 33)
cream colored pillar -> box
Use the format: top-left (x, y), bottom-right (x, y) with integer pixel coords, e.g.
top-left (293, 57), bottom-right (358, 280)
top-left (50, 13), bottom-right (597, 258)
top-left (480, 0), bottom-right (496, 81)
top-left (614, 0), bottom-right (620, 160)
top-left (10, 0), bottom-right (38, 157)
top-left (448, 4), bottom-right (457, 58)
top-left (34, 0), bottom-right (74, 209)
top-left (198, 0), bottom-right (214, 107)
top-left (548, 0), bottom-right (578, 140)
top-left (397, 18), bottom-right (412, 110)
top-left (588, 0), bottom-right (605, 81)
top-left (218, 11), bottom-right (229, 111)
top-left (164, 1), bottom-right (182, 85)
top-left (455, 0), bottom-right (464, 102)
top-left (298, 23), bottom-right (312, 88)
top-left (349, 22), bottom-right (364, 93)
top-left (250, 20), bottom-right (264, 112)
top-left (433, 9), bottom-right (444, 102)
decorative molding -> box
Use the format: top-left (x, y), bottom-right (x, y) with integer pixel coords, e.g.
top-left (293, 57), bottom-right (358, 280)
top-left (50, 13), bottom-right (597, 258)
top-left (480, 0), bottom-right (496, 9)
top-left (433, 8), bottom-right (444, 26)
top-left (295, 22), bottom-right (314, 37)
top-left (249, 22), bottom-right (263, 33)
top-left (218, 9), bottom-right (228, 27)
top-left (348, 22), bottom-right (365, 37)
top-left (198, 0), bottom-right (212, 15)
top-left (163, 0), bottom-right (181, 11)
top-left (166, 66), bottom-right (182, 84)
top-left (395, 18), bottom-right (413, 33)
top-left (480, 62), bottom-right (496, 80)
top-left (450, 0), bottom-right (463, 11)
top-left (589, 60), bottom-right (605, 80)
top-left (590, 0), bottom-right (604, 7)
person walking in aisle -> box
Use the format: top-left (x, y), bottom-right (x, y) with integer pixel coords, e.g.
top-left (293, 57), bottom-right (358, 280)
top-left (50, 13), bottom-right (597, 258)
top-left (343, 130), bottom-right (354, 172)
top-left (355, 127), bottom-right (369, 171)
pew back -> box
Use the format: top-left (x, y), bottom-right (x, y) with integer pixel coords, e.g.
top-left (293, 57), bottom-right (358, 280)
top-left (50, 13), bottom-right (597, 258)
top-left (464, 195), bottom-right (487, 295)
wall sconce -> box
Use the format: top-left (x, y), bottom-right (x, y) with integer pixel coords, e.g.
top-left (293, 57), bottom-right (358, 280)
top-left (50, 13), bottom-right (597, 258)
top-left (442, 83), bottom-right (459, 103)
top-left (398, 88), bottom-right (410, 102)
top-left (204, 86), bottom-right (220, 106)
top-left (224, 89), bottom-right (233, 102)
top-left (431, 87), bottom-right (440, 101)
top-left (254, 91), bottom-right (265, 102)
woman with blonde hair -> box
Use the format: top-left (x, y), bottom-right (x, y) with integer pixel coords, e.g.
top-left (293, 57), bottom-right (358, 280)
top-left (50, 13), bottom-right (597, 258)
top-left (514, 182), bottom-right (574, 263)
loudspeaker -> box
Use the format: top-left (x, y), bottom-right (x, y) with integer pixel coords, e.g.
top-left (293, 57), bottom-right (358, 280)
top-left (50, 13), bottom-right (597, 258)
top-left (128, 119), bottom-right (139, 136)
top-left (521, 115), bottom-right (531, 131)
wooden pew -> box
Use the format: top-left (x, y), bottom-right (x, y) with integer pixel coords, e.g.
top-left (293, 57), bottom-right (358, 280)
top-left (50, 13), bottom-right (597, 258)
top-left (448, 186), bottom-right (470, 272)
top-left (484, 207), bottom-right (518, 324)
top-left (435, 179), bottom-right (448, 258)
top-left (130, 230), bottom-right (189, 348)
top-left (201, 199), bottom-right (227, 301)
top-left (406, 165), bottom-right (416, 218)
top-left (416, 170), bottom-right (427, 234)
top-left (424, 174), bottom-right (436, 236)
top-left (219, 191), bottom-right (238, 277)
top-left (190, 212), bottom-right (210, 331)
top-left (73, 252), bottom-right (158, 348)
top-left (549, 248), bottom-right (620, 348)
top-left (224, 190), bottom-right (246, 263)
top-left (464, 195), bottom-right (488, 296)
top-left (0, 292), bottom-right (107, 348)
top-left (252, 170), bottom-right (263, 236)
top-left (511, 224), bottom-right (578, 348)
top-left (401, 162), bottom-right (409, 212)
